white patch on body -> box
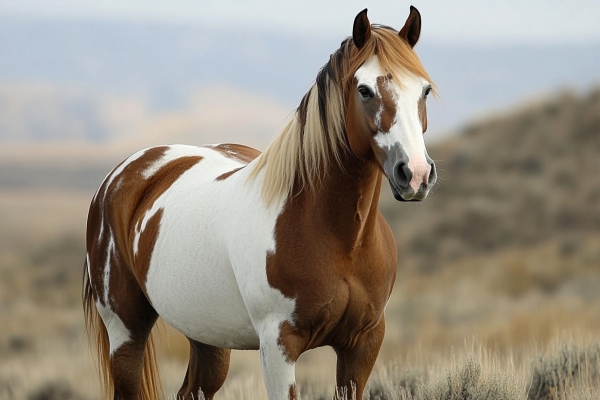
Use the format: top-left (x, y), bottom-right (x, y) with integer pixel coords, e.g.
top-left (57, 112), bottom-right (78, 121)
top-left (141, 145), bottom-right (297, 351)
top-left (355, 55), bottom-right (432, 191)
top-left (86, 253), bottom-right (91, 281)
top-left (94, 228), bottom-right (132, 356)
top-left (96, 300), bottom-right (132, 356)
top-left (103, 235), bottom-right (115, 306)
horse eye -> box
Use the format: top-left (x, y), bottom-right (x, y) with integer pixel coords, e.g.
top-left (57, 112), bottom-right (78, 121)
top-left (424, 86), bottom-right (432, 97)
top-left (358, 85), bottom-right (374, 99)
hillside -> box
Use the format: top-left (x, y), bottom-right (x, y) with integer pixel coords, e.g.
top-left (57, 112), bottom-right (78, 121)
top-left (384, 87), bottom-right (600, 271)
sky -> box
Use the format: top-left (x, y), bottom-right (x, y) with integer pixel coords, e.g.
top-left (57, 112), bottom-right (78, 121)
top-left (1, 0), bottom-right (600, 45)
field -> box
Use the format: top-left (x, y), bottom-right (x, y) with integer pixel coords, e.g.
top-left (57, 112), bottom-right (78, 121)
top-left (1, 88), bottom-right (600, 399)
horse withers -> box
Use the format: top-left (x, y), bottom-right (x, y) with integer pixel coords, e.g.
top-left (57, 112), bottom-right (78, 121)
top-left (84, 6), bottom-right (436, 400)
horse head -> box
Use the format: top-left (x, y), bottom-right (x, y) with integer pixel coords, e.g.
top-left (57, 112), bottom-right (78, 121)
top-left (345, 7), bottom-right (437, 201)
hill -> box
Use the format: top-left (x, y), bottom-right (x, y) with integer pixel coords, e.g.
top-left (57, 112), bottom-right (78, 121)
top-left (384, 87), bottom-right (600, 270)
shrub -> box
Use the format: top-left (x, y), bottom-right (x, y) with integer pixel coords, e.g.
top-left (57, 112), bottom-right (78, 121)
top-left (528, 343), bottom-right (600, 400)
top-left (420, 358), bottom-right (525, 400)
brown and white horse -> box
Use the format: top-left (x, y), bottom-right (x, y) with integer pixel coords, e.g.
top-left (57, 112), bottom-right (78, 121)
top-left (84, 7), bottom-right (436, 400)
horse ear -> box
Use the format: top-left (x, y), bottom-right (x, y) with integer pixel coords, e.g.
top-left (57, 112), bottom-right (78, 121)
top-left (353, 8), bottom-right (371, 49)
top-left (399, 5), bottom-right (421, 47)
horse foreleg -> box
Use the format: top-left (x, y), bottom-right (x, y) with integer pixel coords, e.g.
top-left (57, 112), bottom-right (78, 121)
top-left (177, 339), bottom-right (230, 400)
top-left (333, 317), bottom-right (386, 400)
top-left (259, 319), bottom-right (302, 400)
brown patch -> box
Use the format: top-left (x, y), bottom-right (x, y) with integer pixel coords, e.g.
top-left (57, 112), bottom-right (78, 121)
top-left (288, 383), bottom-right (297, 400)
top-left (134, 208), bottom-right (163, 283)
top-left (215, 167), bottom-right (244, 181)
top-left (418, 96), bottom-right (428, 133)
top-left (376, 76), bottom-right (398, 133)
top-left (344, 75), bottom-right (397, 162)
top-left (276, 321), bottom-right (307, 363)
top-left (210, 143), bottom-right (261, 164)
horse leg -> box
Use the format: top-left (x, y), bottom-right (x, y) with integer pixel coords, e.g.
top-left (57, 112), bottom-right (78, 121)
top-left (177, 339), bottom-right (231, 400)
top-left (333, 318), bottom-right (386, 399)
top-left (258, 319), bottom-right (303, 400)
top-left (97, 270), bottom-right (158, 400)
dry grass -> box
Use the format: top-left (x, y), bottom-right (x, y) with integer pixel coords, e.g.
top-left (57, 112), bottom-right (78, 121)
top-left (528, 341), bottom-right (600, 400)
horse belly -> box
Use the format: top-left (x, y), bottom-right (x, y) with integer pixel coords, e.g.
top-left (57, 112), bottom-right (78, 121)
top-left (145, 246), bottom-right (260, 349)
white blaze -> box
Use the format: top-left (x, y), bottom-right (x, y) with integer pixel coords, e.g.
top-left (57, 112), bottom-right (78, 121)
top-left (355, 55), bottom-right (431, 192)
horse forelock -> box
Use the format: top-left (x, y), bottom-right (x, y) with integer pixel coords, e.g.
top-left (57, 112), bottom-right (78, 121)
top-left (347, 26), bottom-right (435, 94)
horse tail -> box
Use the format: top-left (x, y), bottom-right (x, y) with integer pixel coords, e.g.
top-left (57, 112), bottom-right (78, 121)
top-left (140, 332), bottom-right (162, 400)
top-left (83, 259), bottom-right (163, 400)
top-left (83, 258), bottom-right (113, 398)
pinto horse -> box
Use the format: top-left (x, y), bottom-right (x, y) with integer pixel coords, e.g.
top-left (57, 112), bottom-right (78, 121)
top-left (84, 6), bottom-right (436, 400)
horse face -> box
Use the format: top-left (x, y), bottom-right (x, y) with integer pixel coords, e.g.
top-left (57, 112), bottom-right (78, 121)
top-left (349, 56), bottom-right (436, 201)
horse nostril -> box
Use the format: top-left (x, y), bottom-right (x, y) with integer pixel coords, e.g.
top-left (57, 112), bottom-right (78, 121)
top-left (394, 162), bottom-right (412, 188)
top-left (428, 162), bottom-right (437, 185)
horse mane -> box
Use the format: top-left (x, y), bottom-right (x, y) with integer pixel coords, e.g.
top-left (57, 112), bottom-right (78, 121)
top-left (249, 25), bottom-right (435, 206)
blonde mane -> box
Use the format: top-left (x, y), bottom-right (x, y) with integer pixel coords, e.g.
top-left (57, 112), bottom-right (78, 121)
top-left (249, 25), bottom-right (435, 206)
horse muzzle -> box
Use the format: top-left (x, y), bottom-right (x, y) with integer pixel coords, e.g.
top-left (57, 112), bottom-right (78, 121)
top-left (383, 146), bottom-right (437, 202)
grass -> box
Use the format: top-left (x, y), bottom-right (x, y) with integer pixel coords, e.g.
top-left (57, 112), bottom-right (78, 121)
top-left (162, 341), bottom-right (599, 400)
top-left (528, 342), bottom-right (600, 400)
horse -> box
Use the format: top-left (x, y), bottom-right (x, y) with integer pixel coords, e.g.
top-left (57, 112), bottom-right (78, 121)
top-left (83, 6), bottom-right (436, 400)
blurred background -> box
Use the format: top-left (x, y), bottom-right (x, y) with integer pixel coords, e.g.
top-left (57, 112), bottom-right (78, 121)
top-left (0, 1), bottom-right (599, 399)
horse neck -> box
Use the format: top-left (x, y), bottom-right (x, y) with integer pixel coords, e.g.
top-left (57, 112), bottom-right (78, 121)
top-left (295, 146), bottom-right (383, 252)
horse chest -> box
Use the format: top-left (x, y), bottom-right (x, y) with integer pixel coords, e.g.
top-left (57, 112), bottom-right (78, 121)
top-left (276, 252), bottom-right (395, 350)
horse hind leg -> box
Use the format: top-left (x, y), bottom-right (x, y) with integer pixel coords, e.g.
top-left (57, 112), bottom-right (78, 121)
top-left (90, 262), bottom-right (159, 400)
top-left (177, 339), bottom-right (231, 400)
